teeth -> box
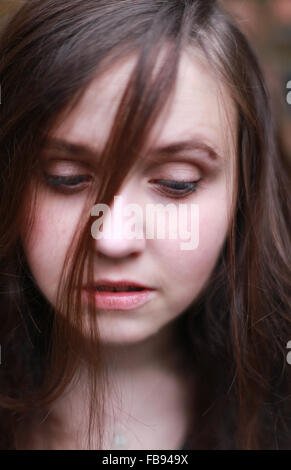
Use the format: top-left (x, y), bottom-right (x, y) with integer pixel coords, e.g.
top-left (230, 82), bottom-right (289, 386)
top-left (94, 286), bottom-right (144, 292)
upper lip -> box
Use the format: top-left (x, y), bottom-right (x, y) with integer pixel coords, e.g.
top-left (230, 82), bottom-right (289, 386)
top-left (84, 279), bottom-right (153, 289)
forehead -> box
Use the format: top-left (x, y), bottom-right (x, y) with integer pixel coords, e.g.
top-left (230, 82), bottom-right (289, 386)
top-left (52, 49), bottom-right (237, 157)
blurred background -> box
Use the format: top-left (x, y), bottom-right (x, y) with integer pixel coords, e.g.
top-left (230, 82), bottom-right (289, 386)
top-left (222, 0), bottom-right (291, 159)
top-left (1, 0), bottom-right (291, 158)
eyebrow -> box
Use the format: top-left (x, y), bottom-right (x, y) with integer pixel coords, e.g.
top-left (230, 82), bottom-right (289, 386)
top-left (146, 140), bottom-right (221, 163)
top-left (43, 138), bottom-right (100, 161)
top-left (43, 137), bottom-right (222, 167)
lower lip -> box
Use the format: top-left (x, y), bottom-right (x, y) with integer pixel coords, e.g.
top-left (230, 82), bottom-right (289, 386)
top-left (82, 288), bottom-right (155, 310)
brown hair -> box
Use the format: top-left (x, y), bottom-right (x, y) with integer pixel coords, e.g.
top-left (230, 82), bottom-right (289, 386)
top-left (0, 0), bottom-right (290, 449)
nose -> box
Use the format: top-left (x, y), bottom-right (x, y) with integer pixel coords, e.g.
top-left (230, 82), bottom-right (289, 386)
top-left (91, 190), bottom-right (146, 259)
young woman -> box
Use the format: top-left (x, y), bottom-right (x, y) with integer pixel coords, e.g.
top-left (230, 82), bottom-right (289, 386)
top-left (0, 0), bottom-right (290, 450)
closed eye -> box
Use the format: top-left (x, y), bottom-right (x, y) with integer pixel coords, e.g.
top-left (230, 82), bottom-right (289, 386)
top-left (150, 179), bottom-right (202, 198)
top-left (42, 173), bottom-right (202, 199)
top-left (42, 173), bottom-right (92, 193)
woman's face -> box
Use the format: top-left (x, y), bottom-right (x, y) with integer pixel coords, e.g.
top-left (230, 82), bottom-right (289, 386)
top-left (20, 51), bottom-right (236, 345)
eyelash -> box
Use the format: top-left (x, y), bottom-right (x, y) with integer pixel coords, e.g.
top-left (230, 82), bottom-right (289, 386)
top-left (43, 174), bottom-right (92, 193)
top-left (150, 179), bottom-right (201, 198)
top-left (43, 173), bottom-right (202, 198)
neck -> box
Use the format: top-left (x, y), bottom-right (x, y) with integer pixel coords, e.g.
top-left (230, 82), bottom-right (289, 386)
top-left (20, 318), bottom-right (192, 449)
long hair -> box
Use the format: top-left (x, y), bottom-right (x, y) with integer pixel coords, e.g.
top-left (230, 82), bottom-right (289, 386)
top-left (0, 0), bottom-right (290, 449)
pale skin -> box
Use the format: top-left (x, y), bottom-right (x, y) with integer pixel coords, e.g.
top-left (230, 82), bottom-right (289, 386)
top-left (19, 49), bottom-right (237, 449)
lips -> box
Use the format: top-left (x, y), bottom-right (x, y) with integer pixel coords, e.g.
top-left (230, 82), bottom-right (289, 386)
top-left (93, 285), bottom-right (144, 292)
top-left (82, 279), bottom-right (155, 310)
top-left (84, 279), bottom-right (152, 291)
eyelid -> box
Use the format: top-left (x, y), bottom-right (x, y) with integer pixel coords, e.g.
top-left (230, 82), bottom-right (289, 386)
top-left (152, 171), bottom-right (201, 181)
top-left (144, 160), bottom-right (201, 178)
top-left (40, 156), bottom-right (94, 173)
top-left (144, 152), bottom-right (224, 177)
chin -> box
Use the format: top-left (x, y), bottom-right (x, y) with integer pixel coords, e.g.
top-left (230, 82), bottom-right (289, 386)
top-left (95, 317), bottom-right (158, 346)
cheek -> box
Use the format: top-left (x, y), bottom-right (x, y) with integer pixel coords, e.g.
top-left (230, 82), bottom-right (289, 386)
top-left (154, 189), bottom-right (230, 305)
top-left (20, 195), bottom-right (84, 302)
top-left (191, 178), bottom-right (231, 279)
